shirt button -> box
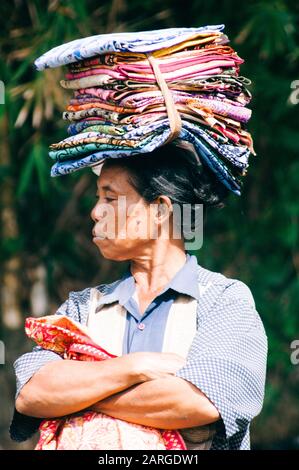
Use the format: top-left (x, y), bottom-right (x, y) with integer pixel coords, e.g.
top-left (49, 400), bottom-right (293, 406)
top-left (137, 323), bottom-right (145, 330)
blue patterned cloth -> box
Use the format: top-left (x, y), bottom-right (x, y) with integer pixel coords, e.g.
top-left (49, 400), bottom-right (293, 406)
top-left (50, 119), bottom-right (249, 195)
top-left (10, 254), bottom-right (268, 449)
top-left (34, 26), bottom-right (225, 70)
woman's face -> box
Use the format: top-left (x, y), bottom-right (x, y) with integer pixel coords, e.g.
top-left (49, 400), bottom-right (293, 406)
top-left (90, 163), bottom-right (168, 261)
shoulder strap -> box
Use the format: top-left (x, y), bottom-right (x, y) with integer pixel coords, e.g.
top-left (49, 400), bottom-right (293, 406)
top-left (87, 287), bottom-right (127, 356)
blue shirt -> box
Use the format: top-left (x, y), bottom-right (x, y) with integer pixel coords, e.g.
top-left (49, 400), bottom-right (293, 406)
top-left (94, 252), bottom-right (200, 355)
top-left (11, 256), bottom-right (268, 450)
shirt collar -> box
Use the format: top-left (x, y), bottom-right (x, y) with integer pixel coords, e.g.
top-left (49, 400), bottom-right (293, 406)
top-left (95, 253), bottom-right (200, 312)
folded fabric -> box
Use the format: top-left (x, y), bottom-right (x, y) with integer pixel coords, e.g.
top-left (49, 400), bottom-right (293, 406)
top-left (64, 95), bottom-right (251, 122)
top-left (34, 26), bottom-right (225, 70)
top-left (49, 120), bottom-right (248, 195)
top-left (50, 123), bottom-right (249, 170)
top-left (25, 314), bottom-right (187, 450)
top-left (34, 25), bottom-right (256, 196)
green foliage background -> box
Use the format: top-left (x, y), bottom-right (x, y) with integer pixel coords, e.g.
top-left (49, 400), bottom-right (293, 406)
top-left (0, 0), bottom-right (299, 449)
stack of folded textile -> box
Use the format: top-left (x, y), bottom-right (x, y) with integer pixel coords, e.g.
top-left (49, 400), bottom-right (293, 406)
top-left (34, 25), bottom-right (255, 196)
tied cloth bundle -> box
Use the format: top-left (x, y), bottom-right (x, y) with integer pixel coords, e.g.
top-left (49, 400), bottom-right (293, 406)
top-left (34, 25), bottom-right (256, 196)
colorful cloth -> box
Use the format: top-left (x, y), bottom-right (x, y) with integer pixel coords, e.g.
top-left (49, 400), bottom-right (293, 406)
top-left (34, 26), bottom-right (256, 196)
top-left (24, 314), bottom-right (187, 450)
top-left (49, 120), bottom-right (250, 194)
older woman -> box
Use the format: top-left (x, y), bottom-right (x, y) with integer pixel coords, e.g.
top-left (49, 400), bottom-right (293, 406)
top-left (10, 143), bottom-right (267, 450)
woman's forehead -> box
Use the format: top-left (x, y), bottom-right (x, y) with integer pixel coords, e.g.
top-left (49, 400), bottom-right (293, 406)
top-left (96, 165), bottom-right (133, 194)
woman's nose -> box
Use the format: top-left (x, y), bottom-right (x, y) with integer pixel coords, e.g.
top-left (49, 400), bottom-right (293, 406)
top-left (90, 199), bottom-right (108, 222)
top-left (90, 203), bottom-right (98, 222)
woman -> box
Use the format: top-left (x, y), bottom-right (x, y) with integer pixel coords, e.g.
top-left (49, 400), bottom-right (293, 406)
top-left (10, 143), bottom-right (267, 450)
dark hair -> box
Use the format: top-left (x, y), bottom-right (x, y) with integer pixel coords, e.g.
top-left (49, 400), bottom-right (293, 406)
top-left (103, 142), bottom-right (230, 234)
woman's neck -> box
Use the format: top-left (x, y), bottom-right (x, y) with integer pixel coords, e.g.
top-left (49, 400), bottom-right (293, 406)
top-left (129, 245), bottom-right (187, 295)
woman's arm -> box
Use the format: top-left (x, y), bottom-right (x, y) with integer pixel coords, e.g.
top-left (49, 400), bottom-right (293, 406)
top-left (14, 351), bottom-right (185, 419)
top-left (15, 356), bottom-right (142, 418)
top-left (90, 375), bottom-right (220, 429)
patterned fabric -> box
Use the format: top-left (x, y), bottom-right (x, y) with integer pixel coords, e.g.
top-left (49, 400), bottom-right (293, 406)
top-left (35, 411), bottom-right (184, 450)
top-left (10, 257), bottom-right (268, 450)
top-left (49, 120), bottom-right (250, 196)
top-left (33, 26), bottom-right (256, 197)
top-left (34, 26), bottom-right (225, 70)
top-left (25, 315), bottom-right (186, 450)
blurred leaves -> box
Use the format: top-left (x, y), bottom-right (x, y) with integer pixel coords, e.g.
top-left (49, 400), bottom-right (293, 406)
top-left (235, 1), bottom-right (296, 58)
top-left (17, 136), bottom-right (49, 196)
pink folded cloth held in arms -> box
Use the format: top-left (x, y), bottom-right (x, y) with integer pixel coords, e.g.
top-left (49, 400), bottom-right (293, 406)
top-left (24, 315), bottom-right (187, 450)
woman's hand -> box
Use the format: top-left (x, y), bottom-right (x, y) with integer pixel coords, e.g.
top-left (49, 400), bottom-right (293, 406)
top-left (124, 351), bottom-right (187, 382)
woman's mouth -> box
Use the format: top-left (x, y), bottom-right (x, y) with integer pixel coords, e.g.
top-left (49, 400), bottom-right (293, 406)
top-left (92, 230), bottom-right (106, 240)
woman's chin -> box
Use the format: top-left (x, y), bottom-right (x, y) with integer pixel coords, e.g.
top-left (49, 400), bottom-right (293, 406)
top-left (92, 236), bottom-right (110, 251)
top-left (92, 236), bottom-right (135, 261)
top-left (93, 238), bottom-right (117, 259)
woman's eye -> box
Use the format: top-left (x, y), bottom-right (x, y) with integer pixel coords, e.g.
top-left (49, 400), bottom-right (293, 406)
top-left (95, 196), bottom-right (115, 202)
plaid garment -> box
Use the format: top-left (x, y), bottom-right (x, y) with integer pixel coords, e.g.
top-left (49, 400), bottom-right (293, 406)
top-left (10, 262), bottom-right (268, 450)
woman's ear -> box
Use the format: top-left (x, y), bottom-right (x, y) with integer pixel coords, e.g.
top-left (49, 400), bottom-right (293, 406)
top-left (155, 196), bottom-right (173, 221)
